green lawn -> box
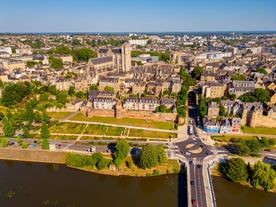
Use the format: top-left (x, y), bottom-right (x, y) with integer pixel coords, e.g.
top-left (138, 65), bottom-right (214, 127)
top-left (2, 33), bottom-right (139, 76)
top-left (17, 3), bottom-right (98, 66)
top-left (212, 135), bottom-right (256, 142)
top-left (83, 125), bottom-right (108, 135)
top-left (241, 126), bottom-right (276, 135)
top-left (105, 127), bottom-right (125, 136)
top-left (47, 112), bottom-right (72, 119)
top-left (50, 135), bottom-right (78, 140)
top-left (70, 113), bottom-right (175, 130)
top-left (128, 129), bottom-right (177, 139)
top-left (50, 123), bottom-right (86, 134)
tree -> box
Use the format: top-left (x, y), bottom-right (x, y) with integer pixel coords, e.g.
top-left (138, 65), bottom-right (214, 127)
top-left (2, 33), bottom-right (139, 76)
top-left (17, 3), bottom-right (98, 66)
top-left (75, 91), bottom-right (84, 99)
top-left (156, 145), bottom-right (167, 163)
top-left (219, 104), bottom-right (228, 117)
top-left (232, 74), bottom-right (246, 81)
top-left (96, 158), bottom-right (110, 170)
top-left (225, 158), bottom-right (248, 183)
top-left (235, 143), bottom-right (250, 155)
top-left (1, 138), bottom-right (9, 147)
top-left (104, 86), bottom-right (115, 92)
top-left (251, 161), bottom-right (276, 191)
top-left (68, 86), bottom-right (75, 96)
top-left (73, 48), bottom-right (97, 62)
top-left (253, 88), bottom-right (269, 103)
top-left (42, 139), bottom-right (50, 150)
top-left (229, 94), bottom-right (236, 101)
top-left (90, 84), bottom-right (98, 91)
top-left (245, 139), bottom-right (262, 154)
top-left (49, 55), bottom-right (63, 69)
top-left (139, 144), bottom-right (158, 169)
top-left (23, 128), bottom-right (30, 138)
top-left (40, 122), bottom-right (50, 138)
top-left (21, 141), bottom-right (28, 149)
top-left (113, 139), bottom-right (130, 167)
top-left (199, 97), bottom-right (207, 117)
top-left (191, 66), bottom-right (203, 80)
top-left (56, 92), bottom-right (68, 104)
top-left (256, 68), bottom-right (267, 74)
top-left (2, 117), bottom-right (14, 137)
top-left (55, 46), bottom-right (71, 55)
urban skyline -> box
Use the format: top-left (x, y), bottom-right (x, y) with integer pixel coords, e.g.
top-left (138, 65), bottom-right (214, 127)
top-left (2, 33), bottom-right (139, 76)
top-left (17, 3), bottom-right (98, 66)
top-left (1, 0), bottom-right (275, 33)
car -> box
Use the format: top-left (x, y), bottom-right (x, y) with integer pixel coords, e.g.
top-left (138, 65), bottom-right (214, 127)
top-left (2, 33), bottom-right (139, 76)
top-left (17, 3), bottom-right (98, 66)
top-left (192, 199), bottom-right (197, 206)
top-left (205, 152), bottom-right (209, 155)
top-left (185, 152), bottom-right (191, 155)
top-left (190, 180), bottom-right (195, 186)
top-left (197, 164), bottom-right (202, 168)
top-left (189, 160), bottom-right (193, 165)
top-left (87, 146), bottom-right (96, 152)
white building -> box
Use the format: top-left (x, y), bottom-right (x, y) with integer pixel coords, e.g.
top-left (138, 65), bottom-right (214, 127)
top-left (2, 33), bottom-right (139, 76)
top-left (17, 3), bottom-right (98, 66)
top-left (129, 39), bottom-right (148, 46)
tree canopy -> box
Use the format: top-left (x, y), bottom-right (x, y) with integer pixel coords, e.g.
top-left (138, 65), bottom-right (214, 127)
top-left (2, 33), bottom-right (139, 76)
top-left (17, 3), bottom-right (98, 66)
top-left (113, 139), bottom-right (130, 167)
top-left (72, 48), bottom-right (97, 62)
top-left (239, 88), bottom-right (269, 103)
top-left (139, 144), bottom-right (166, 169)
top-left (49, 55), bottom-right (63, 69)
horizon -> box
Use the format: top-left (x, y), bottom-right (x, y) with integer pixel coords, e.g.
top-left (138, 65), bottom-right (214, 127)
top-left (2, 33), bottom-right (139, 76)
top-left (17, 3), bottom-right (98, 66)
top-left (0, 0), bottom-right (275, 33)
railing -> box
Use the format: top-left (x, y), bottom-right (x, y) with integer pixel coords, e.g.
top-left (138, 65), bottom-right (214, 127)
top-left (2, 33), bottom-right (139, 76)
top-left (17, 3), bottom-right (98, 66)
top-left (206, 165), bottom-right (217, 207)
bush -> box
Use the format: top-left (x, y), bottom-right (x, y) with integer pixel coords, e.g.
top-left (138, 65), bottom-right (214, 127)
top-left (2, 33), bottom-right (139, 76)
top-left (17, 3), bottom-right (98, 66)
top-left (125, 157), bottom-right (134, 169)
top-left (1, 138), bottom-right (9, 147)
top-left (42, 139), bottom-right (49, 150)
top-left (66, 153), bottom-right (93, 168)
top-left (21, 142), bottom-right (28, 149)
top-left (96, 158), bottom-right (110, 170)
top-left (152, 170), bottom-right (160, 176)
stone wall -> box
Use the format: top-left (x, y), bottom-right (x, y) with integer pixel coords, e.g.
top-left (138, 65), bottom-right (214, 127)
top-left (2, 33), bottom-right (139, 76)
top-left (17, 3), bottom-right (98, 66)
top-left (81, 107), bottom-right (177, 123)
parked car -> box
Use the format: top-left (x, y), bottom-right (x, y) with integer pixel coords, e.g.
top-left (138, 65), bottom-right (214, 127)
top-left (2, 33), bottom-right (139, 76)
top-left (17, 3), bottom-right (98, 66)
top-left (190, 180), bottom-right (195, 186)
top-left (87, 146), bottom-right (96, 152)
top-left (192, 199), bottom-right (197, 206)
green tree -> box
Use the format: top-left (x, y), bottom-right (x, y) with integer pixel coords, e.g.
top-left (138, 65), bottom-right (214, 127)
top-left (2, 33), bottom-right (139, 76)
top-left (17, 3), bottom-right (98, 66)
top-left (245, 139), bottom-right (262, 154)
top-left (49, 55), bottom-right (63, 69)
top-left (23, 127), bottom-right (30, 138)
top-left (40, 122), bottom-right (50, 139)
top-left (104, 86), bottom-right (115, 92)
top-left (56, 92), bottom-right (68, 104)
top-left (0, 138), bottom-right (9, 147)
top-left (27, 61), bottom-right (38, 68)
top-left (113, 139), bottom-right (130, 167)
top-left (251, 161), bottom-right (276, 191)
top-left (139, 144), bottom-right (158, 169)
top-left (42, 139), bottom-right (50, 150)
top-left (55, 45), bottom-right (71, 55)
top-left (90, 84), bottom-right (98, 90)
top-left (256, 68), bottom-right (267, 74)
top-left (2, 117), bottom-right (14, 137)
top-left (232, 74), bottom-right (246, 81)
top-left (68, 86), bottom-right (75, 96)
top-left (229, 94), bottom-right (236, 101)
top-left (219, 104), bottom-right (228, 117)
top-left (253, 88), bottom-right (269, 103)
top-left (73, 48), bottom-right (97, 62)
top-left (224, 158), bottom-right (248, 183)
top-left (191, 66), bottom-right (203, 80)
top-left (21, 141), bottom-right (28, 149)
top-left (75, 91), bottom-right (84, 99)
top-left (199, 97), bottom-right (208, 117)
top-left (156, 145), bottom-right (167, 163)
top-left (235, 143), bottom-right (250, 155)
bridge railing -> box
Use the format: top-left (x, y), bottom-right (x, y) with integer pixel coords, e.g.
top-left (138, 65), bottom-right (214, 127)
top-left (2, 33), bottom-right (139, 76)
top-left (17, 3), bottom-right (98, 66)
top-left (206, 165), bottom-right (217, 207)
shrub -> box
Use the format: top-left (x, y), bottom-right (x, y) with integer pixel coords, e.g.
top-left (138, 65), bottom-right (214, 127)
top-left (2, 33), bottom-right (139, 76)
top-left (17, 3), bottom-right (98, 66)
top-left (96, 158), bottom-right (110, 170)
top-left (21, 142), bottom-right (28, 149)
top-left (42, 139), bottom-right (49, 150)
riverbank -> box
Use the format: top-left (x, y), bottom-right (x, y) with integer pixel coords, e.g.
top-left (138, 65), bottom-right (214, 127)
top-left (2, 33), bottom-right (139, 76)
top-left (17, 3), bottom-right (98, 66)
top-left (210, 162), bottom-right (276, 193)
top-left (0, 148), bottom-right (181, 177)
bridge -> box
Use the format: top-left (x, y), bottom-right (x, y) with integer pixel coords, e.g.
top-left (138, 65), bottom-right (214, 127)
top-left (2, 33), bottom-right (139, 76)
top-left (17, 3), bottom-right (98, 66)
top-left (170, 88), bottom-right (228, 207)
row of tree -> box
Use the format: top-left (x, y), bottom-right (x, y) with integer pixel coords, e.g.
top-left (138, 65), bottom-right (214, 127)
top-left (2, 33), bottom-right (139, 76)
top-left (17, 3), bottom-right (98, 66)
top-left (219, 158), bottom-right (276, 191)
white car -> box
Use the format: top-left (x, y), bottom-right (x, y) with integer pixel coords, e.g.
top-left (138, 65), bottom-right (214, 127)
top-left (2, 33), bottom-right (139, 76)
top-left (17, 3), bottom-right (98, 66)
top-left (185, 152), bottom-right (191, 155)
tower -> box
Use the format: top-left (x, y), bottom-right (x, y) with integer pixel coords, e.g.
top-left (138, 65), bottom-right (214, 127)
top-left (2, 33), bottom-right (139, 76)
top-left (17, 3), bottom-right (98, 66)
top-left (121, 42), bottom-right (131, 72)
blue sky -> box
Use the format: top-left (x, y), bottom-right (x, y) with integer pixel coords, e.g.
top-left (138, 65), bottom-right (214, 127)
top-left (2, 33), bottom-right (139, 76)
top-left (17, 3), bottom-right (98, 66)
top-left (0, 0), bottom-right (275, 32)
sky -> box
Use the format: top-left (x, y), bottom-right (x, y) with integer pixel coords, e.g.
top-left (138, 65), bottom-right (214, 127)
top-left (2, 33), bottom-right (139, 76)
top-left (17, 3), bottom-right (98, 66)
top-left (0, 0), bottom-right (276, 33)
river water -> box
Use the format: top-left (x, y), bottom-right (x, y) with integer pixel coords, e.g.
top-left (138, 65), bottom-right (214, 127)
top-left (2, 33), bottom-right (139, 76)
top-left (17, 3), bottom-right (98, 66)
top-left (0, 160), bottom-right (184, 207)
top-left (0, 160), bottom-right (275, 207)
top-left (212, 176), bottom-right (276, 207)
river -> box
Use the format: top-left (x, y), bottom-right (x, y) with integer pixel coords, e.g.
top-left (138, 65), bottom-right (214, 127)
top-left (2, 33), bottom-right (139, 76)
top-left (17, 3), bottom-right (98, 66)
top-left (1, 160), bottom-right (275, 207)
top-left (0, 160), bottom-right (184, 207)
top-left (212, 176), bottom-right (276, 207)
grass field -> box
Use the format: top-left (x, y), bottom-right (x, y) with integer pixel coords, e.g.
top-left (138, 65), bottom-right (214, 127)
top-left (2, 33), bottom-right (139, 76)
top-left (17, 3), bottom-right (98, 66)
top-left (212, 135), bottom-right (257, 142)
top-left (129, 129), bottom-right (177, 139)
top-left (47, 112), bottom-right (72, 119)
top-left (50, 123), bottom-right (86, 134)
top-left (241, 126), bottom-right (276, 135)
top-left (83, 125), bottom-right (108, 135)
top-left (70, 113), bottom-right (175, 130)
top-left (50, 135), bottom-right (78, 140)
top-left (105, 127), bottom-right (125, 136)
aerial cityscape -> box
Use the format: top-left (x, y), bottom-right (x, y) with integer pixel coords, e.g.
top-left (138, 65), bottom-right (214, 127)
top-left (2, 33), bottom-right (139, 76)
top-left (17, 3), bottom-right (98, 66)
top-left (0, 0), bottom-right (276, 207)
